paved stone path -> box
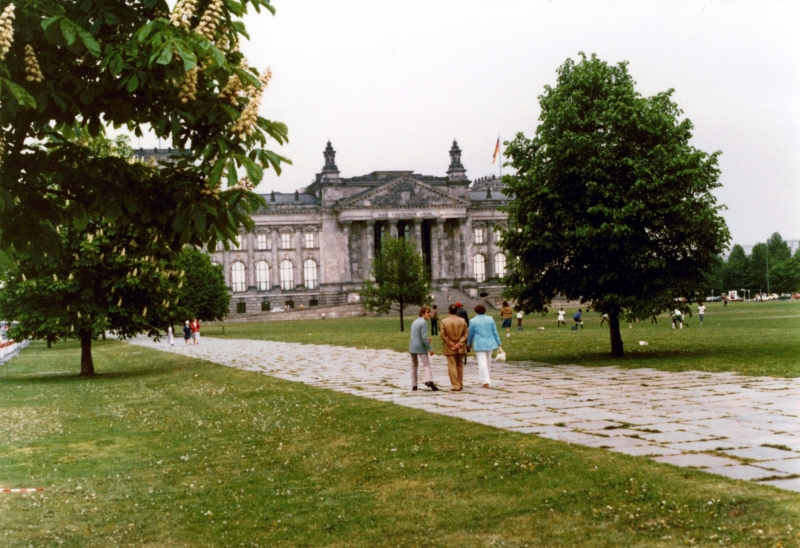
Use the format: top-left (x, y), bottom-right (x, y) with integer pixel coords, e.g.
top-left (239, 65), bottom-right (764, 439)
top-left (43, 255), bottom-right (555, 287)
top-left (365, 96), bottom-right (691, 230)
top-left (130, 336), bottom-right (800, 493)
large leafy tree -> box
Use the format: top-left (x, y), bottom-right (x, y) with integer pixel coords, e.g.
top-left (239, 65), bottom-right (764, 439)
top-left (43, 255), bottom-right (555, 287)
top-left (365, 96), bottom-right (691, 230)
top-left (502, 53), bottom-right (730, 357)
top-left (172, 246), bottom-right (229, 322)
top-left (0, 221), bottom-right (184, 375)
top-left (722, 244), bottom-right (750, 294)
top-left (360, 236), bottom-right (429, 332)
top-left (0, 0), bottom-right (288, 273)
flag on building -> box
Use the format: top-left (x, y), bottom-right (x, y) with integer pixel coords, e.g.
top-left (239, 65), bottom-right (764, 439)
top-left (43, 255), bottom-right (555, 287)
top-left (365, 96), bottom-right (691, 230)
top-left (492, 137), bottom-right (500, 164)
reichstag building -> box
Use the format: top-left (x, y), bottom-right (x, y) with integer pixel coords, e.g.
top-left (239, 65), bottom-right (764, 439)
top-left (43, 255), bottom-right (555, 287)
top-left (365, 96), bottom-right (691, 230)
top-left (209, 141), bottom-right (510, 314)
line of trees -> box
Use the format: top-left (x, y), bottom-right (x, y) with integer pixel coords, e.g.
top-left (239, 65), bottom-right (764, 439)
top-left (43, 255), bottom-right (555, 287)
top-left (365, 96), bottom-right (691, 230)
top-left (705, 233), bottom-right (800, 296)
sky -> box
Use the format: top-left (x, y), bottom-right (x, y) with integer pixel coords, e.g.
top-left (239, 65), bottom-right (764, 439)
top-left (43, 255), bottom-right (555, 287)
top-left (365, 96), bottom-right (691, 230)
top-left (150, 0), bottom-right (800, 247)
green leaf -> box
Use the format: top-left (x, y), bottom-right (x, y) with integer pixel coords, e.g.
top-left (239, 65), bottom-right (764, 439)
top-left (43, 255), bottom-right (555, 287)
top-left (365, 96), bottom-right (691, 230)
top-left (60, 19), bottom-right (77, 45)
top-left (237, 154), bottom-right (263, 183)
top-left (1, 78), bottom-right (36, 109)
top-left (76, 27), bottom-right (101, 57)
top-left (41, 16), bottom-right (61, 31)
top-left (125, 74), bottom-right (139, 93)
top-left (227, 158), bottom-right (238, 187)
top-left (172, 40), bottom-right (197, 71)
top-left (208, 158), bottom-right (225, 188)
top-left (155, 43), bottom-right (173, 65)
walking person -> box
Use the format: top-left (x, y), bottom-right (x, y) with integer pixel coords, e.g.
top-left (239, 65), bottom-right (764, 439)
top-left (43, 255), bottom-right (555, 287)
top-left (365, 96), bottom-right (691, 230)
top-left (167, 325), bottom-right (175, 346)
top-left (698, 303), bottom-right (706, 325)
top-left (467, 304), bottom-right (502, 389)
top-left (517, 310), bottom-right (524, 331)
top-left (182, 320), bottom-right (192, 345)
top-left (556, 308), bottom-right (565, 328)
top-left (455, 302), bottom-right (470, 364)
top-left (500, 301), bottom-right (514, 337)
top-left (190, 318), bottom-right (201, 344)
top-left (409, 307), bottom-right (438, 391)
top-left (430, 305), bottom-right (440, 336)
top-left (440, 304), bottom-right (468, 391)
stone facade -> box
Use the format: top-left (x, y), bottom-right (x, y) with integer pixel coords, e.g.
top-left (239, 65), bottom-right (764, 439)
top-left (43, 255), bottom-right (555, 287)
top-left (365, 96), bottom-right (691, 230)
top-left (210, 141), bottom-right (511, 316)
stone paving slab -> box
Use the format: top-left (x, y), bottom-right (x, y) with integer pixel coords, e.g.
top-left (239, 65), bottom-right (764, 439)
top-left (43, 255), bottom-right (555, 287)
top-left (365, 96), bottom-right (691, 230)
top-left (129, 336), bottom-right (800, 492)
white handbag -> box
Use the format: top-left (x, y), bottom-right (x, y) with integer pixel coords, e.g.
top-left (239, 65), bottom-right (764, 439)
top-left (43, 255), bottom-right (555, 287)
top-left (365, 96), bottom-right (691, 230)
top-left (495, 348), bottom-right (507, 362)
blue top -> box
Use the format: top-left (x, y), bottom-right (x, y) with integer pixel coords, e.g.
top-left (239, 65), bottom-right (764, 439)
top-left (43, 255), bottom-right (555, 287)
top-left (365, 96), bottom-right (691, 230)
top-left (467, 314), bottom-right (501, 351)
top-left (409, 317), bottom-right (433, 354)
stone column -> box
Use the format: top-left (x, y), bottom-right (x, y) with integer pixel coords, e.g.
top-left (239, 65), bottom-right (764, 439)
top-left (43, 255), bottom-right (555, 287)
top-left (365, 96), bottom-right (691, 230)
top-left (341, 221), bottom-right (352, 283)
top-left (366, 220), bottom-right (375, 281)
top-left (430, 219), bottom-right (440, 283)
top-left (294, 226), bottom-right (303, 288)
top-left (413, 219), bottom-right (422, 255)
top-left (454, 219), bottom-right (463, 280)
top-left (463, 218), bottom-right (474, 280)
top-left (390, 220), bottom-right (398, 239)
top-left (223, 249), bottom-right (231, 287)
top-left (270, 230), bottom-right (278, 290)
top-left (485, 221), bottom-right (495, 280)
top-left (246, 231), bottom-right (255, 289)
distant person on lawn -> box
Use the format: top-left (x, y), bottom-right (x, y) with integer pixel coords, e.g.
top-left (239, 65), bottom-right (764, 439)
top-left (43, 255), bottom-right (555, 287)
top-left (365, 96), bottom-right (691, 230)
top-left (430, 304), bottom-right (440, 336)
top-left (517, 310), bottom-right (524, 331)
top-left (182, 320), bottom-right (192, 344)
top-left (698, 303), bottom-right (706, 324)
top-left (440, 304), bottom-right (468, 391)
top-left (409, 307), bottom-right (438, 392)
top-left (190, 318), bottom-right (201, 344)
top-left (500, 301), bottom-right (514, 337)
top-left (468, 304), bottom-right (502, 389)
top-left (557, 308), bottom-right (565, 328)
top-left (573, 309), bottom-right (584, 329)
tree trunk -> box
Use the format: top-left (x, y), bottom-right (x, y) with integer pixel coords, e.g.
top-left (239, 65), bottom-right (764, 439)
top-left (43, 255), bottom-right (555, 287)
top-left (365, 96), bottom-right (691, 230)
top-left (609, 312), bottom-right (624, 358)
top-left (47, 339), bottom-right (52, 348)
top-left (101, 330), bottom-right (106, 341)
top-left (399, 300), bottom-right (405, 332)
top-left (80, 332), bottom-right (95, 376)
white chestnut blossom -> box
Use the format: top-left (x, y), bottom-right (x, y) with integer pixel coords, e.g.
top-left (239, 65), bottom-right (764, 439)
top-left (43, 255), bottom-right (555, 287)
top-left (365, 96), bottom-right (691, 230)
top-left (0, 3), bottom-right (15, 61)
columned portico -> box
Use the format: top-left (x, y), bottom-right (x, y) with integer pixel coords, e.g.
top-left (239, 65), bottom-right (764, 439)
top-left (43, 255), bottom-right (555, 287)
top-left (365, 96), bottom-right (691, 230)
top-left (208, 140), bottom-right (510, 316)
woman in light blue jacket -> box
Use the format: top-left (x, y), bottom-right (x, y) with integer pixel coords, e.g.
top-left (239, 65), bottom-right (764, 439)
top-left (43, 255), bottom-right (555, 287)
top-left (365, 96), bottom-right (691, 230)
top-left (467, 304), bottom-right (502, 388)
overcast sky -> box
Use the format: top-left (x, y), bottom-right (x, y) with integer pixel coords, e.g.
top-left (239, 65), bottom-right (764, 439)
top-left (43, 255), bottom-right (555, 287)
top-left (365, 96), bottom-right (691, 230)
top-left (153, 1), bottom-right (800, 247)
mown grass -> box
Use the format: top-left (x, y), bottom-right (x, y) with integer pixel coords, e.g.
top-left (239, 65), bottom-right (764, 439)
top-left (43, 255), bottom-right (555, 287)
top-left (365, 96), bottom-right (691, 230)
top-left (207, 300), bottom-right (800, 377)
top-left (1, 341), bottom-right (799, 547)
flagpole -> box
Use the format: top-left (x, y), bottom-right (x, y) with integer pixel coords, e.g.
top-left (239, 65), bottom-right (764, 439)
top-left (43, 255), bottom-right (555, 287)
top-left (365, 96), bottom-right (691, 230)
top-left (498, 135), bottom-right (501, 180)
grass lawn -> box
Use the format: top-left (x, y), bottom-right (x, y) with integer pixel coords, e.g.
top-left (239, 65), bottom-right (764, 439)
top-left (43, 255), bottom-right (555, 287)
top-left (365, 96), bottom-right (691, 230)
top-left (1, 341), bottom-right (799, 547)
top-left (206, 300), bottom-right (800, 378)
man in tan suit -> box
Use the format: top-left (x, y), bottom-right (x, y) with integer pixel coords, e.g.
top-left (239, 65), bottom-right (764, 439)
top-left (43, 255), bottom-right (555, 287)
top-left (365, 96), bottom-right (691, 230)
top-left (440, 304), bottom-right (468, 391)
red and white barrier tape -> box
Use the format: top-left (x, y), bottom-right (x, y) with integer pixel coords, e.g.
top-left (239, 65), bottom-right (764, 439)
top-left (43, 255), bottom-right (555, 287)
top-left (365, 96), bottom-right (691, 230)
top-left (1, 488), bottom-right (45, 493)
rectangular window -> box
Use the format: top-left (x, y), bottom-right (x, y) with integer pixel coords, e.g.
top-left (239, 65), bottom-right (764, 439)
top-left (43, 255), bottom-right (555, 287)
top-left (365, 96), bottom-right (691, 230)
top-left (261, 299), bottom-right (270, 312)
top-left (280, 232), bottom-right (292, 250)
top-left (304, 232), bottom-right (316, 248)
top-left (236, 301), bottom-right (247, 313)
top-left (256, 233), bottom-right (268, 250)
top-left (474, 227), bottom-right (485, 244)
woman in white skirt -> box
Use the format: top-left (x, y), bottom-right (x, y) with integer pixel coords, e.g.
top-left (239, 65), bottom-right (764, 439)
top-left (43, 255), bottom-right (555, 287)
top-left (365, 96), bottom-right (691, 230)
top-left (467, 304), bottom-right (502, 388)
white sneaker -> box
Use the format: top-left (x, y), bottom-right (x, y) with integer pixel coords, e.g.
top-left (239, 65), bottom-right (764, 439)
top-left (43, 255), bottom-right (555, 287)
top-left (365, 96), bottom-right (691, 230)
top-left (506, 333), bottom-right (510, 337)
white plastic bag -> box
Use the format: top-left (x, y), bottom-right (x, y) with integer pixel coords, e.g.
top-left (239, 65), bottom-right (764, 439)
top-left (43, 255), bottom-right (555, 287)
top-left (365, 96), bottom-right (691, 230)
top-left (495, 348), bottom-right (507, 362)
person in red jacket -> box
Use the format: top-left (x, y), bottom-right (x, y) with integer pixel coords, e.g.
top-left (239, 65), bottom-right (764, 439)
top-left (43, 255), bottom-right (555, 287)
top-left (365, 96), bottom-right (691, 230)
top-left (190, 318), bottom-right (201, 345)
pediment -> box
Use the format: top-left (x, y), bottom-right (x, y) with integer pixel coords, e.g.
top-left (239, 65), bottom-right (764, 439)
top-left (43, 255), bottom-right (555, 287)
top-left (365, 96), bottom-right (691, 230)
top-left (334, 176), bottom-right (469, 210)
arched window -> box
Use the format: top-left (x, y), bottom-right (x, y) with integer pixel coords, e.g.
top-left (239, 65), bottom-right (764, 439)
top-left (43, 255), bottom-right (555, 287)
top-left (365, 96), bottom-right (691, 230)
top-left (494, 253), bottom-right (506, 279)
top-left (231, 261), bottom-right (246, 292)
top-left (256, 260), bottom-right (270, 291)
top-left (279, 260), bottom-right (294, 290)
top-left (304, 259), bottom-right (319, 290)
top-left (473, 254), bottom-right (486, 283)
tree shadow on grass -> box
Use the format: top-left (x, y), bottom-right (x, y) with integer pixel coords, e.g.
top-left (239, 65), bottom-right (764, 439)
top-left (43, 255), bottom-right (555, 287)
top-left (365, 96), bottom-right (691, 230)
top-left (0, 363), bottom-right (194, 385)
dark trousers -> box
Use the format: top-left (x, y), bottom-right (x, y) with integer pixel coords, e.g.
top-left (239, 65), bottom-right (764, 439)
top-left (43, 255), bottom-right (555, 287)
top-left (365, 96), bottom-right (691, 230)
top-left (431, 319), bottom-right (439, 336)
